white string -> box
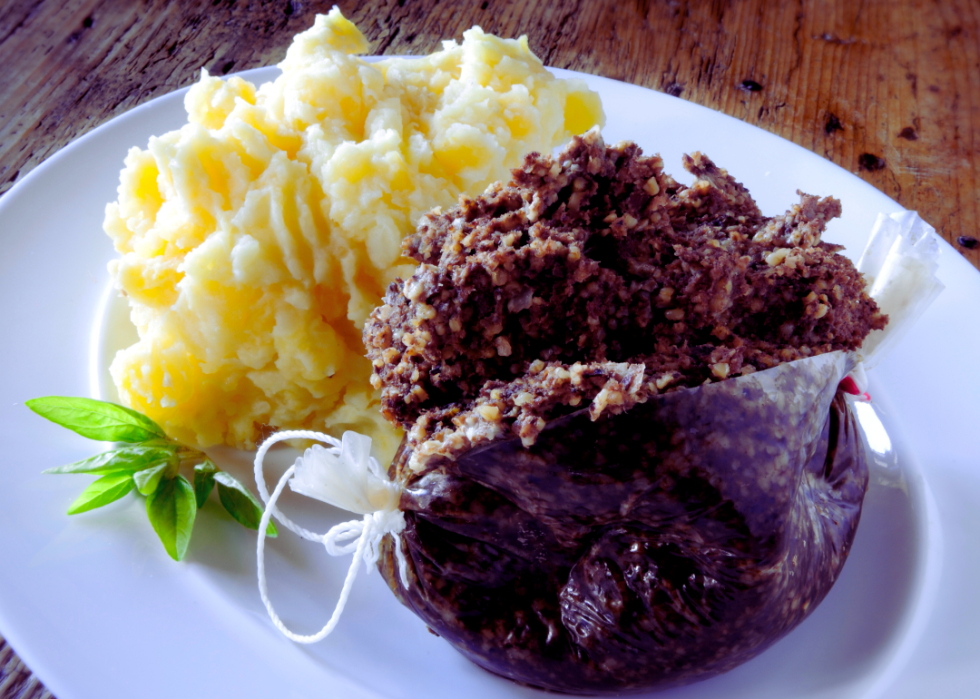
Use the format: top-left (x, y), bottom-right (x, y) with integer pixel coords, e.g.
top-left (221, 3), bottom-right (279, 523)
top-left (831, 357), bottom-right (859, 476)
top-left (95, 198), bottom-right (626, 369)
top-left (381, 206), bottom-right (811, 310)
top-left (254, 430), bottom-right (342, 542)
top-left (254, 430), bottom-right (410, 644)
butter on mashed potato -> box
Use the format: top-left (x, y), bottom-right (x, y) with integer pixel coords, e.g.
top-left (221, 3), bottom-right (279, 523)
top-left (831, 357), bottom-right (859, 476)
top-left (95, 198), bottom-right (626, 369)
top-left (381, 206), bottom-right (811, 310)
top-left (104, 9), bottom-right (603, 462)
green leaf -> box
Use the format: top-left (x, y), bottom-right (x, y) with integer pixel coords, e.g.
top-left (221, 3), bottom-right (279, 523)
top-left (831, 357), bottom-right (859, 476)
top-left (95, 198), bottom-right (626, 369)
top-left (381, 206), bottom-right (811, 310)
top-left (146, 475), bottom-right (197, 561)
top-left (193, 459), bottom-right (217, 509)
top-left (67, 474), bottom-right (135, 515)
top-left (43, 445), bottom-right (177, 476)
top-left (214, 471), bottom-right (277, 537)
top-left (26, 396), bottom-right (166, 443)
top-left (133, 460), bottom-right (174, 496)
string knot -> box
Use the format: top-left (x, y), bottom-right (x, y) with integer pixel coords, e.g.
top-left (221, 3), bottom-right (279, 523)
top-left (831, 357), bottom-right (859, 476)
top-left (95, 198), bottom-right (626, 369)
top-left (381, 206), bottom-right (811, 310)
top-left (321, 509), bottom-right (408, 584)
top-left (253, 429), bottom-right (410, 644)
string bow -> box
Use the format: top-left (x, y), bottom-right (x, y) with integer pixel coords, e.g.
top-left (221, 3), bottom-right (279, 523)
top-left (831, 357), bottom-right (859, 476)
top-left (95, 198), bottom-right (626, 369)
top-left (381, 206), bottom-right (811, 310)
top-left (254, 429), bottom-right (409, 643)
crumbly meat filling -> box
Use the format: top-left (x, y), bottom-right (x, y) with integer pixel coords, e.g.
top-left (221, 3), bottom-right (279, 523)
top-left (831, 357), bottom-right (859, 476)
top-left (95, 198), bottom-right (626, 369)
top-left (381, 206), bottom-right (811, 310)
top-left (363, 130), bottom-right (886, 456)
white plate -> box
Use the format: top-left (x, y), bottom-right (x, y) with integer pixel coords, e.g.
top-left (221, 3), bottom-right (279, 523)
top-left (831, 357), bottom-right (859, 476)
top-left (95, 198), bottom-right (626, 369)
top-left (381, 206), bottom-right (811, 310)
top-left (0, 65), bottom-right (977, 699)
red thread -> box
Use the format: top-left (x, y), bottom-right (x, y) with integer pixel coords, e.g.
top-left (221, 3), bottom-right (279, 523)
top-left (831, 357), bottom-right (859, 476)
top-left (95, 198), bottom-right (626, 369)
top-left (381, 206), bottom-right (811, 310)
top-left (838, 376), bottom-right (871, 401)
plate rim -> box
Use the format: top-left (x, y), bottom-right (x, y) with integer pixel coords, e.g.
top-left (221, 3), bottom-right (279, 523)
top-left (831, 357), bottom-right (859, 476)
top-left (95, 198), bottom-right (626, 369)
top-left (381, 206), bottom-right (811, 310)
top-left (0, 57), bottom-right (962, 699)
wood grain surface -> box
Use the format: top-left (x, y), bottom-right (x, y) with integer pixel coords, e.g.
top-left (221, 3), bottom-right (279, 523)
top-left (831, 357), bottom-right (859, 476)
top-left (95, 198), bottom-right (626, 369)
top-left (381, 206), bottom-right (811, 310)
top-left (0, 0), bottom-right (977, 697)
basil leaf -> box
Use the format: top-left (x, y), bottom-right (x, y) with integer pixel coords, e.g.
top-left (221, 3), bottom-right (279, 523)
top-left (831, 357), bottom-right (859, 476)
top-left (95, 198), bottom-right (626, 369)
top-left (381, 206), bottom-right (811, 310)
top-left (146, 475), bottom-right (197, 561)
top-left (26, 396), bottom-right (166, 443)
top-left (67, 474), bottom-right (135, 515)
top-left (214, 471), bottom-right (277, 537)
top-left (193, 459), bottom-right (217, 509)
top-left (43, 445), bottom-right (177, 475)
top-left (133, 461), bottom-right (173, 496)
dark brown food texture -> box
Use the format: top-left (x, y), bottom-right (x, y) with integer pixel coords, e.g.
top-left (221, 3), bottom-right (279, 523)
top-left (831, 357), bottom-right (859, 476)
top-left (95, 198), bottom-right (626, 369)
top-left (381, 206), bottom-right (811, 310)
top-left (364, 132), bottom-right (883, 693)
top-left (379, 353), bottom-right (868, 694)
top-left (364, 131), bottom-right (886, 449)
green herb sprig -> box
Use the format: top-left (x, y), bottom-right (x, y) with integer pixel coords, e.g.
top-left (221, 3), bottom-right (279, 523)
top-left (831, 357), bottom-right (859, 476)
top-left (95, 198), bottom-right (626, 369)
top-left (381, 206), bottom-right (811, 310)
top-left (27, 396), bottom-right (277, 560)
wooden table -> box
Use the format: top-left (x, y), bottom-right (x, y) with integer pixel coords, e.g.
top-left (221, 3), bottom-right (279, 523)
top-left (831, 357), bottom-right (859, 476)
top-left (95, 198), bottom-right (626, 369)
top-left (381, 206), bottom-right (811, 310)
top-left (0, 0), bottom-right (977, 696)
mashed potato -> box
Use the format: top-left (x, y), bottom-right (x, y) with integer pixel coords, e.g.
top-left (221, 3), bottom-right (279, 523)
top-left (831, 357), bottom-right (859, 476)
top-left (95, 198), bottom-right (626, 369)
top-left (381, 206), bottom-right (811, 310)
top-left (104, 9), bottom-right (603, 461)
